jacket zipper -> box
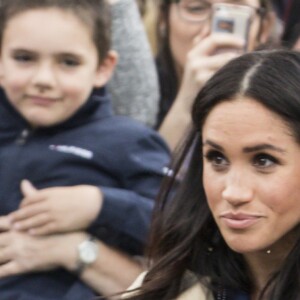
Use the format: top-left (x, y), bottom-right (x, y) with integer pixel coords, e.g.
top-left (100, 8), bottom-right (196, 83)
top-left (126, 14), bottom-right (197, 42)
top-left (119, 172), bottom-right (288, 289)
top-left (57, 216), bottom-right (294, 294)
top-left (16, 129), bottom-right (31, 145)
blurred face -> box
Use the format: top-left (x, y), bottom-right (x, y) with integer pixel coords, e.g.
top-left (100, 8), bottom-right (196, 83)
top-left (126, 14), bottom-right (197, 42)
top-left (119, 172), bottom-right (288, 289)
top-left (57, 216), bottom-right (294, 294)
top-left (169, 0), bottom-right (267, 71)
top-left (202, 98), bottom-right (300, 255)
top-left (0, 8), bottom-right (111, 127)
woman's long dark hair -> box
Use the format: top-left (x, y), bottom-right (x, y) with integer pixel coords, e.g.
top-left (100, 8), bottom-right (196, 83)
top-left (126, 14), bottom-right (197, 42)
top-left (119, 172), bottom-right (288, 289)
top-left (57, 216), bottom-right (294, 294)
top-left (156, 0), bottom-right (273, 128)
top-left (126, 50), bottom-right (300, 300)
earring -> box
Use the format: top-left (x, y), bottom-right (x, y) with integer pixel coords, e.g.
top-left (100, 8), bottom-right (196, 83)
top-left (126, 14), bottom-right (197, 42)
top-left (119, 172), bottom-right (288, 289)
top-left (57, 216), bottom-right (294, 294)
top-left (206, 231), bottom-right (221, 254)
top-left (208, 247), bottom-right (214, 252)
top-left (266, 249), bottom-right (271, 254)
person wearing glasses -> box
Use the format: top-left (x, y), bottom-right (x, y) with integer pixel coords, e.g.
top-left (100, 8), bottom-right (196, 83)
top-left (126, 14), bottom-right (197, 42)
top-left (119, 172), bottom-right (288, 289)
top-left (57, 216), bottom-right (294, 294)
top-left (156, 0), bottom-right (276, 151)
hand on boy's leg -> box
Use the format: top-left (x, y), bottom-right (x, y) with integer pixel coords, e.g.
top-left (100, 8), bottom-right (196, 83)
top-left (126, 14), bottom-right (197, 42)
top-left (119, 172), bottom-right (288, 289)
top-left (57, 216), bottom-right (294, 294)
top-left (0, 230), bottom-right (143, 296)
top-left (0, 231), bottom-right (57, 277)
top-left (9, 180), bottom-right (103, 235)
top-left (0, 216), bottom-right (12, 232)
top-left (0, 230), bottom-right (86, 278)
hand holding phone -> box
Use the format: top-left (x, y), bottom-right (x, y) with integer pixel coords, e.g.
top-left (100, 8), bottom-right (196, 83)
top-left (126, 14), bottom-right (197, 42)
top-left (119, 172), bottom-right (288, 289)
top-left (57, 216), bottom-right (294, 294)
top-left (211, 3), bottom-right (254, 52)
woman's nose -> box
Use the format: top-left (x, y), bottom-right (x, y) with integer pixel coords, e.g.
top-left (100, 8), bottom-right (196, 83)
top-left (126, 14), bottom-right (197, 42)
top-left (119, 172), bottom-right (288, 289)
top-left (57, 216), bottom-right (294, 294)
top-left (221, 172), bottom-right (254, 206)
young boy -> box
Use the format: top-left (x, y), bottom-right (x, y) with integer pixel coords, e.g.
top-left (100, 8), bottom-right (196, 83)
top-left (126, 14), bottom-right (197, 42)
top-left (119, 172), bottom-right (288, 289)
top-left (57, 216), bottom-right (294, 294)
top-left (0, 0), bottom-right (170, 299)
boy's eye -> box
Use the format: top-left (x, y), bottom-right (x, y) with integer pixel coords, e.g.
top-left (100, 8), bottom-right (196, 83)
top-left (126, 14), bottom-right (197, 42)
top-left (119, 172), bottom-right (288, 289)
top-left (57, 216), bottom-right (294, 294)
top-left (60, 56), bottom-right (81, 67)
top-left (252, 153), bottom-right (279, 169)
top-left (13, 53), bottom-right (34, 63)
top-left (204, 150), bottom-right (229, 170)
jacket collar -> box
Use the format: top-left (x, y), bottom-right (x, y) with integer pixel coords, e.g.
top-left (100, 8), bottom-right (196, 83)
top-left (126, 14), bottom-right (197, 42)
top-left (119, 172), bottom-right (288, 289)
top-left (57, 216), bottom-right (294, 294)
top-left (0, 87), bottom-right (113, 134)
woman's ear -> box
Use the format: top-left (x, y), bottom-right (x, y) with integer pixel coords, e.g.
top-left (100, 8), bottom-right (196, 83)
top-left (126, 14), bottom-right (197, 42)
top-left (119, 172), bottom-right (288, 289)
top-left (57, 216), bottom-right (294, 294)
top-left (258, 11), bottom-right (278, 44)
top-left (93, 50), bottom-right (118, 88)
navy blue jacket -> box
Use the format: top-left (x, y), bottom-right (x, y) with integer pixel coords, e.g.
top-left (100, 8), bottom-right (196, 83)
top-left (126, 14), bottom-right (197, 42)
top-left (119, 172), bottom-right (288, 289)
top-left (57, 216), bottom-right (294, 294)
top-left (0, 89), bottom-right (170, 299)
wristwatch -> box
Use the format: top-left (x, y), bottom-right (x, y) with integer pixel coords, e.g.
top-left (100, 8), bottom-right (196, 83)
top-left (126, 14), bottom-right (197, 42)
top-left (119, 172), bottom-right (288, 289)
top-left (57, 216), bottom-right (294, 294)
top-left (75, 235), bottom-right (99, 276)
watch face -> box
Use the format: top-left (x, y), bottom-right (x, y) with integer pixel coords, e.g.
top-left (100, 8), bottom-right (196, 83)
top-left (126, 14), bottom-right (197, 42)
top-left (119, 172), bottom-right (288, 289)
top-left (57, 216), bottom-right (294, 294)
top-left (79, 240), bottom-right (99, 264)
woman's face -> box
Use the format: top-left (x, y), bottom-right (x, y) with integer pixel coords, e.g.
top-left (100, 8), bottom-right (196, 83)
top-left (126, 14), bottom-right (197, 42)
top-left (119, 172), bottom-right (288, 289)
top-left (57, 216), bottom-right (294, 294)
top-left (202, 97), bottom-right (300, 254)
top-left (168, 0), bottom-right (266, 71)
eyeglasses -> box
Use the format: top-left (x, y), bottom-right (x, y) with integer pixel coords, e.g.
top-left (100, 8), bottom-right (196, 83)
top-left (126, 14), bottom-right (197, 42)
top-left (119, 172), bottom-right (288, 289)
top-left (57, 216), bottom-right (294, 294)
top-left (174, 0), bottom-right (264, 23)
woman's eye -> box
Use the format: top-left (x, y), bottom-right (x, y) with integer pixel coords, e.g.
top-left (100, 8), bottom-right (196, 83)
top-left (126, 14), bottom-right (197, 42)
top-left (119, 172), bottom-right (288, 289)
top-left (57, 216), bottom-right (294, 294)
top-left (253, 153), bottom-right (279, 169)
top-left (204, 150), bottom-right (229, 170)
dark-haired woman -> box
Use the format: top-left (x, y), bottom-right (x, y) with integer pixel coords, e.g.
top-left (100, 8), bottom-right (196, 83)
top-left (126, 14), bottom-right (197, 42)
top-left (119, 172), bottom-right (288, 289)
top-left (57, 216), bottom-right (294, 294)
top-left (125, 49), bottom-right (300, 299)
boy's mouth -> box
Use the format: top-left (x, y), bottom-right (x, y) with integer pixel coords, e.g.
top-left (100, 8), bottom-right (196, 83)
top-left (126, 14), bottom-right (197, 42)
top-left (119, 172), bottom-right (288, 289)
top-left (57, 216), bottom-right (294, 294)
top-left (26, 95), bottom-right (61, 106)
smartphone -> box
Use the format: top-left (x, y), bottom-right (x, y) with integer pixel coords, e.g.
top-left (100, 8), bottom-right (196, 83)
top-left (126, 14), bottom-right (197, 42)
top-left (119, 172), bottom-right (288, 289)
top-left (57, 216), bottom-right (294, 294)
top-left (211, 3), bottom-right (254, 52)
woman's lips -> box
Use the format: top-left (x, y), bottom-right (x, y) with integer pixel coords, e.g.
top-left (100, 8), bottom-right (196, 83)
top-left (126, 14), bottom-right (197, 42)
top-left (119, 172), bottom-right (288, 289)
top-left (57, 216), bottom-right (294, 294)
top-left (220, 213), bottom-right (262, 229)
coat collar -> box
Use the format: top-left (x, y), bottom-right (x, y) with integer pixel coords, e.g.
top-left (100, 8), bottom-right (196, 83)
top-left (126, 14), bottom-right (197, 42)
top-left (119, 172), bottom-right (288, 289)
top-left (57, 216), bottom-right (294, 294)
top-left (0, 88), bottom-right (113, 134)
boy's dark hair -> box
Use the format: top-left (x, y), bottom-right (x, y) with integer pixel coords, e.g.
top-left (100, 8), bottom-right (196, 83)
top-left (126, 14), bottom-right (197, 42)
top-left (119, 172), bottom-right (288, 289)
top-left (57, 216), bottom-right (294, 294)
top-left (0, 0), bottom-right (111, 64)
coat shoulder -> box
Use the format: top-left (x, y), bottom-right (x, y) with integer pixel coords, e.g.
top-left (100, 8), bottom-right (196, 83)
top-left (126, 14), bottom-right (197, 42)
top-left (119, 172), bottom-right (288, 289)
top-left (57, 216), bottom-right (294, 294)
top-left (177, 281), bottom-right (213, 300)
top-left (123, 271), bottom-right (214, 300)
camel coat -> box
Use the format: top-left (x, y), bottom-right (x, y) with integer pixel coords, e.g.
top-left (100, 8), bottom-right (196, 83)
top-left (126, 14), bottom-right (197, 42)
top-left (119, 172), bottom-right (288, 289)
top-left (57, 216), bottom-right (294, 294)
top-left (124, 272), bottom-right (214, 300)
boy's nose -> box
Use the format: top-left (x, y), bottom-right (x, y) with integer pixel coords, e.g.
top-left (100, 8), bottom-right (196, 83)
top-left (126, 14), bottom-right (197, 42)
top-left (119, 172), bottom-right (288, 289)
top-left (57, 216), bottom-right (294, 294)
top-left (221, 171), bottom-right (254, 206)
top-left (31, 63), bottom-right (55, 90)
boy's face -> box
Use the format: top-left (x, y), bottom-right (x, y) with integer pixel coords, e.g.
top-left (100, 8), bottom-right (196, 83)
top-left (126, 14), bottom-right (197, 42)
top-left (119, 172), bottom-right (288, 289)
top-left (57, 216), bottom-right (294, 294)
top-left (0, 8), bottom-right (114, 127)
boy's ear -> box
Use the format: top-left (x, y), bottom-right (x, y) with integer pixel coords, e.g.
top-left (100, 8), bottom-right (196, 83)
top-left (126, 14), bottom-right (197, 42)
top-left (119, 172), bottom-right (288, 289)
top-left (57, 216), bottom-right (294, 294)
top-left (93, 50), bottom-right (118, 88)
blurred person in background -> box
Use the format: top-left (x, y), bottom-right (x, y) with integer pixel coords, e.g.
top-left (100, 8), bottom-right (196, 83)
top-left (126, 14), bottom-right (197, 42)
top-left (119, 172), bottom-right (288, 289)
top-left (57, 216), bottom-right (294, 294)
top-left (136, 0), bottom-right (160, 55)
top-left (156, 0), bottom-right (276, 151)
top-left (104, 0), bottom-right (160, 127)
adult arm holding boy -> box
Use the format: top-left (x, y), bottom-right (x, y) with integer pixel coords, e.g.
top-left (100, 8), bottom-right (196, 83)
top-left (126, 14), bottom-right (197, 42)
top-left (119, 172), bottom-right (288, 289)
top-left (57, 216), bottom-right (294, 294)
top-left (0, 228), bottom-right (143, 298)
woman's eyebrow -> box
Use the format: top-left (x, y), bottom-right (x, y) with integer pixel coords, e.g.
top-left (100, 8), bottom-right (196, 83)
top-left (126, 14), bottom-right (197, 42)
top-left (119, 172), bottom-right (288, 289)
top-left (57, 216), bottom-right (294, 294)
top-left (243, 144), bottom-right (286, 153)
top-left (203, 140), bottom-right (286, 154)
top-left (203, 140), bottom-right (224, 151)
